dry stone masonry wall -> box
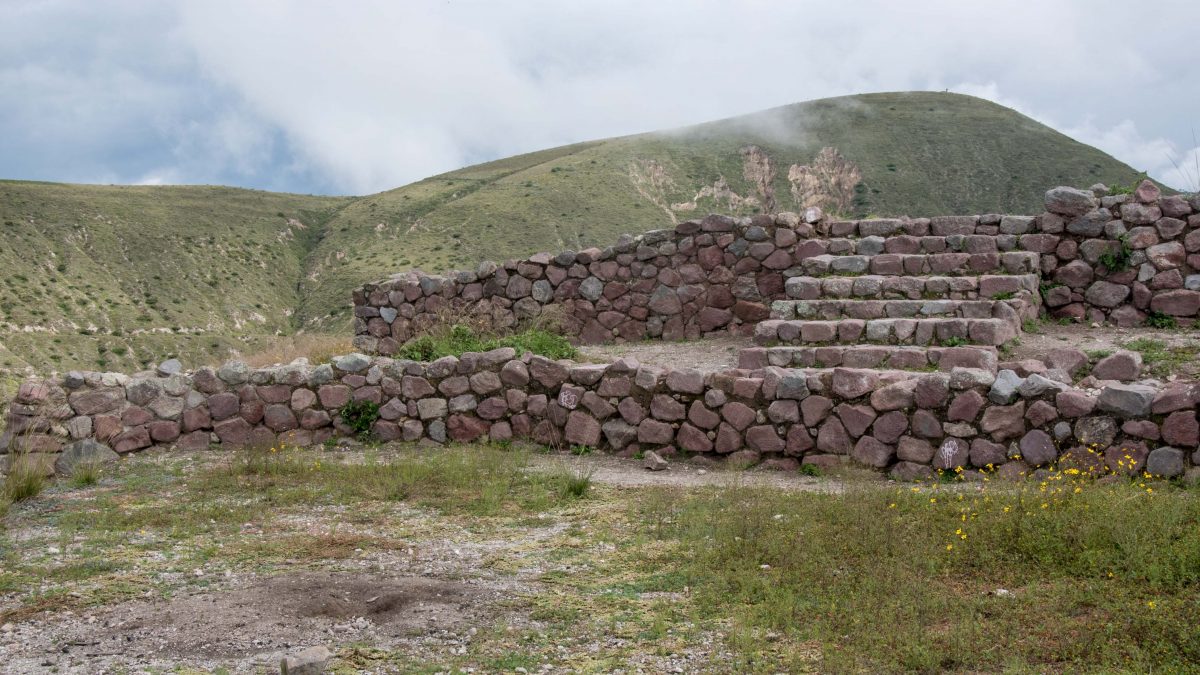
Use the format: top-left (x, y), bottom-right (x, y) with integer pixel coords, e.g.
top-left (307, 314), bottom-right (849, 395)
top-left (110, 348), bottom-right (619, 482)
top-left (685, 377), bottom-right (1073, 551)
top-left (3, 181), bottom-right (1199, 479)
top-left (352, 181), bottom-right (1200, 352)
top-left (4, 347), bottom-right (1199, 480)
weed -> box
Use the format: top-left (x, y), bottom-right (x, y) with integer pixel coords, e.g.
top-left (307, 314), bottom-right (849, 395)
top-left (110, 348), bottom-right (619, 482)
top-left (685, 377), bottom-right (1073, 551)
top-left (798, 463), bottom-right (822, 477)
top-left (1098, 235), bottom-right (1132, 272)
top-left (338, 400), bottom-right (380, 440)
top-left (1021, 318), bottom-right (1043, 334)
top-left (556, 466), bottom-right (594, 500)
top-left (569, 445), bottom-right (593, 456)
top-left (941, 336), bottom-right (968, 347)
top-left (1085, 348), bottom-right (1113, 360)
top-left (992, 291), bottom-right (1016, 300)
top-left (3, 458), bottom-right (46, 502)
top-left (1144, 310), bottom-right (1178, 329)
top-left (68, 461), bottom-right (102, 488)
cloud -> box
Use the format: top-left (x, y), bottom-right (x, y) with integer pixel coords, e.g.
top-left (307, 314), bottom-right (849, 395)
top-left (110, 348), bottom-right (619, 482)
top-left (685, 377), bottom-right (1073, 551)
top-left (1, 0), bottom-right (1198, 194)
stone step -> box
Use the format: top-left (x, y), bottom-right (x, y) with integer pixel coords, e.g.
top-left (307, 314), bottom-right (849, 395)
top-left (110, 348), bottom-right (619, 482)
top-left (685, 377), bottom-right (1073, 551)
top-left (768, 297), bottom-right (1036, 322)
top-left (793, 232), bottom-right (1028, 258)
top-left (738, 344), bottom-right (999, 373)
top-left (786, 251), bottom-right (1040, 277)
top-left (753, 316), bottom-right (1018, 347)
top-left (783, 273), bottom-right (1041, 301)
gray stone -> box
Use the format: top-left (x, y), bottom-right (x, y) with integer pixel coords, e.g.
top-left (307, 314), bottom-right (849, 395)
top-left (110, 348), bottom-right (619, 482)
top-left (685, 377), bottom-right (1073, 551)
top-left (988, 370), bottom-right (1024, 404)
top-left (579, 277), bottom-right (604, 301)
top-left (1145, 447), bottom-right (1185, 478)
top-left (1097, 383), bottom-right (1156, 418)
top-left (1045, 186), bottom-right (1097, 217)
top-left (218, 360), bottom-right (250, 385)
top-left (280, 645), bottom-right (333, 675)
top-left (379, 307), bottom-right (398, 323)
top-left (54, 439), bottom-right (119, 476)
top-left (156, 358), bottom-right (183, 376)
top-left (333, 353), bottom-right (371, 373)
top-left (417, 398), bottom-right (448, 420)
top-left (643, 450), bottom-right (669, 471)
top-left (1018, 430), bottom-right (1056, 466)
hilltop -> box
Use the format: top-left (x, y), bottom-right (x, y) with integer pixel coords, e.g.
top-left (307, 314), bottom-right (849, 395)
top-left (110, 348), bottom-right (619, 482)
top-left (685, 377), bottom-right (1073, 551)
top-left (0, 92), bottom-right (1149, 373)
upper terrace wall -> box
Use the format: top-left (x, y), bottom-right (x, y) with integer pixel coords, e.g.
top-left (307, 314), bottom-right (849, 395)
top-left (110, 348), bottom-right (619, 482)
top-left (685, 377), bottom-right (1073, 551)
top-left (352, 182), bottom-right (1200, 350)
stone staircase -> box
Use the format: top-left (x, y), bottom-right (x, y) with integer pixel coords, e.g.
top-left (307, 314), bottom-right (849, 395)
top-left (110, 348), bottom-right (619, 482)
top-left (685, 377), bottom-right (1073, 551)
top-left (747, 224), bottom-right (1042, 374)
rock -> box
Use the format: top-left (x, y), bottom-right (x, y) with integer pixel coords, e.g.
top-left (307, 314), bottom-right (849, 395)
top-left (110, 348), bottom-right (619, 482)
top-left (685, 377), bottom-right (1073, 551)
top-left (280, 645), bottom-right (333, 675)
top-left (1150, 289), bottom-right (1200, 316)
top-left (933, 437), bottom-right (970, 470)
top-left (851, 436), bottom-right (894, 468)
top-left (979, 402), bottom-right (1025, 441)
top-left (157, 358), bottom-right (183, 376)
top-left (332, 353), bottom-right (371, 373)
top-left (1091, 350), bottom-right (1142, 381)
top-left (564, 411), bottom-right (601, 447)
top-left (988, 370), bottom-right (1023, 404)
top-left (1074, 416), bottom-right (1117, 447)
top-left (1018, 430), bottom-right (1056, 466)
top-left (1083, 281), bottom-right (1130, 308)
top-left (1044, 186), bottom-right (1096, 217)
top-left (643, 450), bottom-right (669, 471)
top-left (54, 439), bottom-right (118, 475)
top-left (217, 360), bottom-right (250, 385)
top-left (1161, 411), bottom-right (1199, 447)
top-left (1097, 383), bottom-right (1156, 418)
top-left (1145, 447), bottom-right (1185, 478)
top-left (889, 461), bottom-right (933, 481)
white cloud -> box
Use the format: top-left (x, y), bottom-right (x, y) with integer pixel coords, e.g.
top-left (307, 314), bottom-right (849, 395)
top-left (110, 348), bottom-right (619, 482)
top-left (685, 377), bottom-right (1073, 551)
top-left (2, 0), bottom-right (1198, 194)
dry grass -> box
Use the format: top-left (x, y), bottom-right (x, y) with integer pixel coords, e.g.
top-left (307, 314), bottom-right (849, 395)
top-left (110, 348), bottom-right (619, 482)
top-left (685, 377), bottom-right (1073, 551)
top-left (222, 334), bottom-right (355, 368)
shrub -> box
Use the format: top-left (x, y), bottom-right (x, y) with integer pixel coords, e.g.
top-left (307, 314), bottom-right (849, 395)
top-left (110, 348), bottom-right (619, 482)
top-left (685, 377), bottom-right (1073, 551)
top-left (396, 324), bottom-right (576, 361)
top-left (338, 400), bottom-right (380, 440)
top-left (1098, 236), bottom-right (1132, 271)
top-left (1145, 310), bottom-right (1178, 329)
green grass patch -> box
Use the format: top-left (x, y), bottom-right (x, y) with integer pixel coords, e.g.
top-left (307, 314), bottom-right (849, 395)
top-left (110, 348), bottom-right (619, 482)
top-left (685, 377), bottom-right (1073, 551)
top-left (633, 478), bottom-right (1200, 672)
top-left (396, 324), bottom-right (576, 362)
top-left (1122, 337), bottom-right (1200, 378)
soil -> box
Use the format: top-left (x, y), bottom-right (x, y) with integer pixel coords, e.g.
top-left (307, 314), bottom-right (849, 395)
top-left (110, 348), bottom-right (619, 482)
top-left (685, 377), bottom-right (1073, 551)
top-left (579, 335), bottom-right (751, 372)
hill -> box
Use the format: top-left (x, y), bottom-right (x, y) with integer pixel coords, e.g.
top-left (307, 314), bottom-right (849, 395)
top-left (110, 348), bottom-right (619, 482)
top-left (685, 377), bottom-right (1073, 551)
top-left (0, 92), bottom-right (1150, 373)
top-left (296, 92), bottom-right (1147, 331)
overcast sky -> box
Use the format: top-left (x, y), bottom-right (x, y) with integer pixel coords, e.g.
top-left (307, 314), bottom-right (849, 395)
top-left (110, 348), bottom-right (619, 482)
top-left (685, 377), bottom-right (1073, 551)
top-left (2, 0), bottom-right (1198, 196)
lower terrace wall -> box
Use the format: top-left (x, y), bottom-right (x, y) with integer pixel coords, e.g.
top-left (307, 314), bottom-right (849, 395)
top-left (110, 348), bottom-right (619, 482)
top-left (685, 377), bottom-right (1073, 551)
top-left (4, 351), bottom-right (1198, 479)
top-left (352, 183), bottom-right (1200, 351)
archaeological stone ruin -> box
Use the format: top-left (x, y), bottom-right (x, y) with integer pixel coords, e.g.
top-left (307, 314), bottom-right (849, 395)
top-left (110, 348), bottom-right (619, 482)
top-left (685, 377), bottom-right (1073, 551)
top-left (4, 181), bottom-right (1200, 480)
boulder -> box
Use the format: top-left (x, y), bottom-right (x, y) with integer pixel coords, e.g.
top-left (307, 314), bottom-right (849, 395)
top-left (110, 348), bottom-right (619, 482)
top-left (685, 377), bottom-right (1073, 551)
top-left (54, 439), bottom-right (119, 475)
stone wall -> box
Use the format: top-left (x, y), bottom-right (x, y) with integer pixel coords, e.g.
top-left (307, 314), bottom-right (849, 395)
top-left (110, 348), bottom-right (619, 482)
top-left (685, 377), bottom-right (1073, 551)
top-left (3, 350), bottom-right (1198, 480)
top-left (352, 181), bottom-right (1200, 351)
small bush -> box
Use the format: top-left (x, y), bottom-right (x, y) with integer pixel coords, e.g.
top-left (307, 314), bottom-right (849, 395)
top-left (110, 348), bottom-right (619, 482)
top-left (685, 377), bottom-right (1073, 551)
top-left (1098, 236), bottom-right (1132, 271)
top-left (397, 324), bottom-right (576, 361)
top-left (1145, 310), bottom-right (1178, 329)
top-left (338, 400), bottom-right (381, 440)
top-left (798, 463), bottom-right (822, 477)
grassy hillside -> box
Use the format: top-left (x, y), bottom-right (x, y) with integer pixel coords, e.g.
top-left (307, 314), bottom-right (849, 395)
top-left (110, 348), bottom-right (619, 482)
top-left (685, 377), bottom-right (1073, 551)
top-left (0, 181), bottom-right (348, 372)
top-left (0, 92), bottom-right (1150, 373)
top-left (298, 92), bottom-right (1146, 331)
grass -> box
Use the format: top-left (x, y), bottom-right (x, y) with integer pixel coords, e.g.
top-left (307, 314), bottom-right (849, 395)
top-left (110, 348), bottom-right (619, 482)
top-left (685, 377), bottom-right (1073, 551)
top-left (66, 461), bottom-right (102, 488)
top-left (2, 444), bottom-right (1198, 671)
top-left (632, 472), bottom-right (1200, 672)
top-left (1122, 337), bottom-right (1200, 378)
top-left (396, 324), bottom-right (576, 361)
top-left (3, 457), bottom-right (46, 502)
top-left (0, 92), bottom-right (1149, 372)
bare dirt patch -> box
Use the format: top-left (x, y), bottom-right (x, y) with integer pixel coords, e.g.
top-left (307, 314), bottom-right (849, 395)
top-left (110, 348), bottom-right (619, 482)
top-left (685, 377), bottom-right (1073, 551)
top-left (579, 335), bottom-right (752, 372)
top-left (6, 572), bottom-right (508, 673)
top-left (1008, 324), bottom-right (1200, 379)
